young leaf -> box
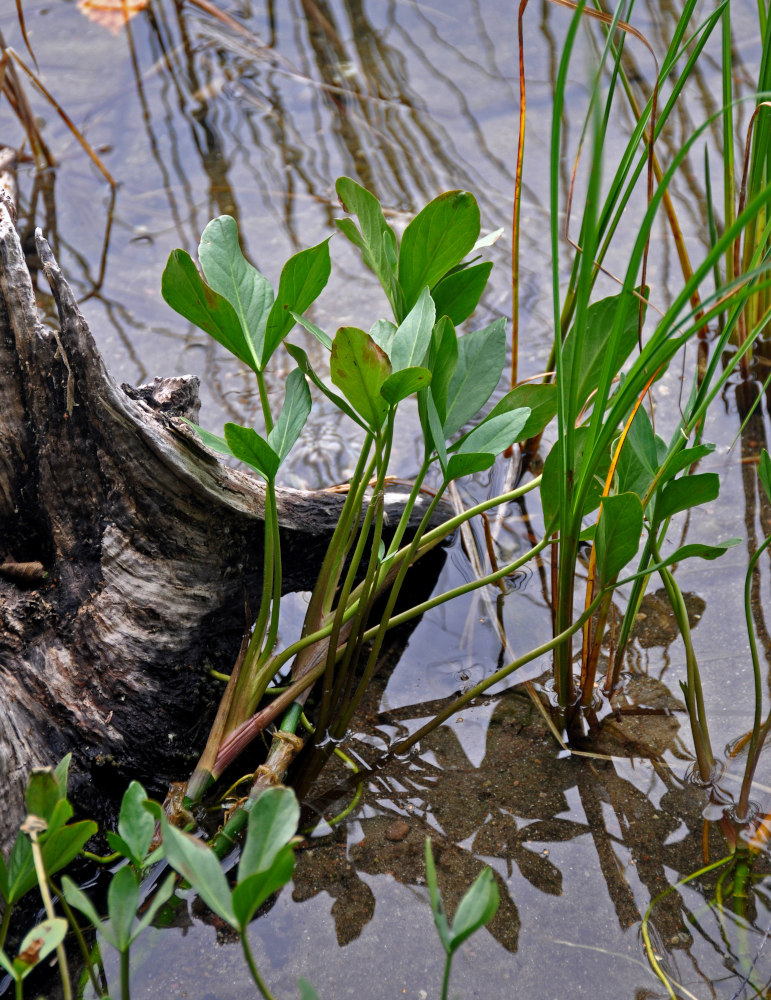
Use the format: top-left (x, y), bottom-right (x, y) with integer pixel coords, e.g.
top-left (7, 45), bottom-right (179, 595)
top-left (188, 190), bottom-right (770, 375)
top-left (53, 754), bottom-right (72, 799)
top-left (487, 383), bottom-right (557, 443)
top-left (224, 423), bottom-right (280, 481)
top-left (330, 327), bottom-right (391, 430)
top-left (285, 343), bottom-right (368, 430)
top-left (198, 215), bottom-right (274, 372)
top-left (447, 867), bottom-right (499, 953)
top-left (160, 820), bottom-right (236, 929)
top-left (443, 318), bottom-right (507, 437)
top-left (162, 250), bottom-right (255, 370)
top-left (431, 261), bottom-right (492, 326)
top-left (424, 840), bottom-right (451, 953)
top-left (656, 472), bottom-right (719, 522)
top-left (267, 369), bottom-right (312, 464)
top-left (12, 918), bottom-right (67, 980)
top-left (451, 408), bottom-right (531, 458)
top-left (335, 177), bottom-right (397, 298)
top-left (427, 316), bottom-right (458, 424)
top-left (390, 286), bottom-right (435, 371)
top-left (231, 845), bottom-right (295, 928)
top-left (113, 781), bottom-right (155, 867)
top-left (238, 787), bottom-right (300, 881)
top-left (181, 420), bottom-right (235, 459)
top-left (398, 191), bottom-right (480, 312)
top-left (561, 291), bottom-right (644, 411)
top-left (25, 770), bottom-right (65, 828)
top-left (445, 453), bottom-right (495, 481)
top-left (290, 311), bottom-right (333, 351)
top-left (594, 493), bottom-right (644, 585)
top-left (107, 865), bottom-right (140, 951)
top-left (369, 319), bottom-right (397, 357)
top-left (298, 978), bottom-right (321, 1000)
top-left (264, 239), bottom-right (332, 363)
top-left (380, 367), bottom-right (432, 405)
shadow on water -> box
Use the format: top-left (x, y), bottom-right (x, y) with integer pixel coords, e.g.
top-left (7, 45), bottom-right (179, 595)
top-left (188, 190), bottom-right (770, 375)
top-left (5, 0), bottom-right (771, 997)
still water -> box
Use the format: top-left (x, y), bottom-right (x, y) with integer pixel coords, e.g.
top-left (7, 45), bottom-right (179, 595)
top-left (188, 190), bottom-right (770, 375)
top-left (2, 0), bottom-right (771, 996)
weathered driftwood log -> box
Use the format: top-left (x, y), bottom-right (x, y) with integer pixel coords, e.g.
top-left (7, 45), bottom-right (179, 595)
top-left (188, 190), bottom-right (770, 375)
top-left (0, 184), bottom-right (435, 855)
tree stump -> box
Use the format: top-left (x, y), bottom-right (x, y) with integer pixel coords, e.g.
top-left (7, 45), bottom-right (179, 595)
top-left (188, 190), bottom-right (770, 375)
top-left (0, 168), bottom-right (437, 855)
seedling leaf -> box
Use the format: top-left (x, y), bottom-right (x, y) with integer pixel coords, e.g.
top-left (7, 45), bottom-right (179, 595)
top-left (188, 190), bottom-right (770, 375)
top-left (115, 781), bottom-right (155, 867)
top-left (424, 839), bottom-right (451, 953)
top-left (330, 328), bottom-right (391, 430)
top-left (267, 369), bottom-right (312, 464)
top-left (198, 215), bottom-right (274, 372)
top-left (398, 191), bottom-right (480, 312)
top-left (264, 239), bottom-right (332, 362)
top-left (224, 423), bottom-right (280, 481)
top-left (447, 866), bottom-right (499, 953)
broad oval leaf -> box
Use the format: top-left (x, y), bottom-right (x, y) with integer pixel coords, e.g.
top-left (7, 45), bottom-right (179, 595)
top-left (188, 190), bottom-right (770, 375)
top-left (443, 318), bottom-right (506, 437)
top-left (330, 327), bottom-right (391, 430)
top-left (198, 215), bottom-right (274, 372)
top-left (264, 239), bottom-right (332, 363)
top-left (162, 250), bottom-right (254, 370)
top-left (398, 191), bottom-right (480, 313)
top-left (431, 261), bottom-right (492, 326)
top-left (238, 786), bottom-right (300, 881)
top-left (115, 781), bottom-right (155, 867)
top-left (594, 492), bottom-right (644, 585)
top-left (160, 820), bottom-right (235, 929)
top-left (380, 367), bottom-right (432, 405)
top-left (224, 423), bottom-right (280, 481)
top-left (285, 343), bottom-right (368, 431)
top-left (445, 452), bottom-right (495, 481)
top-left (656, 472), bottom-right (719, 522)
top-left (453, 408), bottom-right (531, 458)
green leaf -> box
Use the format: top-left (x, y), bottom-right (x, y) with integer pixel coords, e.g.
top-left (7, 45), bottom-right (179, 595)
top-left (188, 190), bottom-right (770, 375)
top-left (656, 473), bottom-right (719, 522)
top-left (232, 845), bottom-right (295, 929)
top-left (380, 367), bottom-right (432, 405)
top-left (424, 840), bottom-right (451, 953)
top-left (114, 781), bottom-right (155, 868)
top-left (424, 391), bottom-right (448, 472)
top-left (330, 328), bottom-right (391, 430)
top-left (369, 319), bottom-right (397, 357)
top-left (445, 453), bottom-right (495, 481)
top-left (761, 450), bottom-right (771, 505)
top-left (390, 287), bottom-right (435, 371)
top-left (264, 240), bottom-right (332, 363)
top-left (25, 770), bottom-right (63, 828)
top-left (398, 191), bottom-right (480, 313)
top-left (267, 369), bottom-right (312, 464)
top-left (162, 250), bottom-right (254, 370)
top-left (335, 177), bottom-right (397, 297)
top-left (0, 948), bottom-right (15, 981)
top-left (224, 423), bottom-right (280, 481)
top-left (427, 317), bottom-right (458, 424)
top-left (619, 539), bottom-right (740, 584)
top-left (132, 872), bottom-right (177, 938)
top-left (452, 409), bottom-right (531, 458)
top-left (290, 311), bottom-right (332, 351)
top-left (0, 854), bottom-right (8, 904)
top-left (284, 343), bottom-right (368, 431)
top-left (13, 918), bottom-right (67, 979)
top-left (160, 820), bottom-right (235, 929)
top-left (594, 493), bottom-right (644, 585)
top-left (107, 865), bottom-right (140, 951)
top-left (540, 429), bottom-right (610, 528)
top-left (487, 383), bottom-right (557, 443)
top-left (614, 407), bottom-right (661, 498)
top-left (561, 292), bottom-right (643, 411)
top-left (62, 877), bottom-right (107, 940)
top-left (431, 261), bottom-right (492, 326)
top-left (298, 978), bottom-right (321, 1000)
top-left (447, 867), bottom-right (499, 954)
top-left (238, 787), bottom-right (300, 881)
top-left (181, 419), bottom-right (234, 458)
top-left (662, 443), bottom-right (715, 479)
top-left (198, 215), bottom-right (274, 372)
top-left (53, 755), bottom-right (72, 799)
top-left (443, 319), bottom-right (506, 437)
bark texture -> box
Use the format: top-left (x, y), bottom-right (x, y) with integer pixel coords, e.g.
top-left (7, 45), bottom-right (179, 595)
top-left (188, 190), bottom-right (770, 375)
top-left (0, 184), bottom-right (436, 854)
